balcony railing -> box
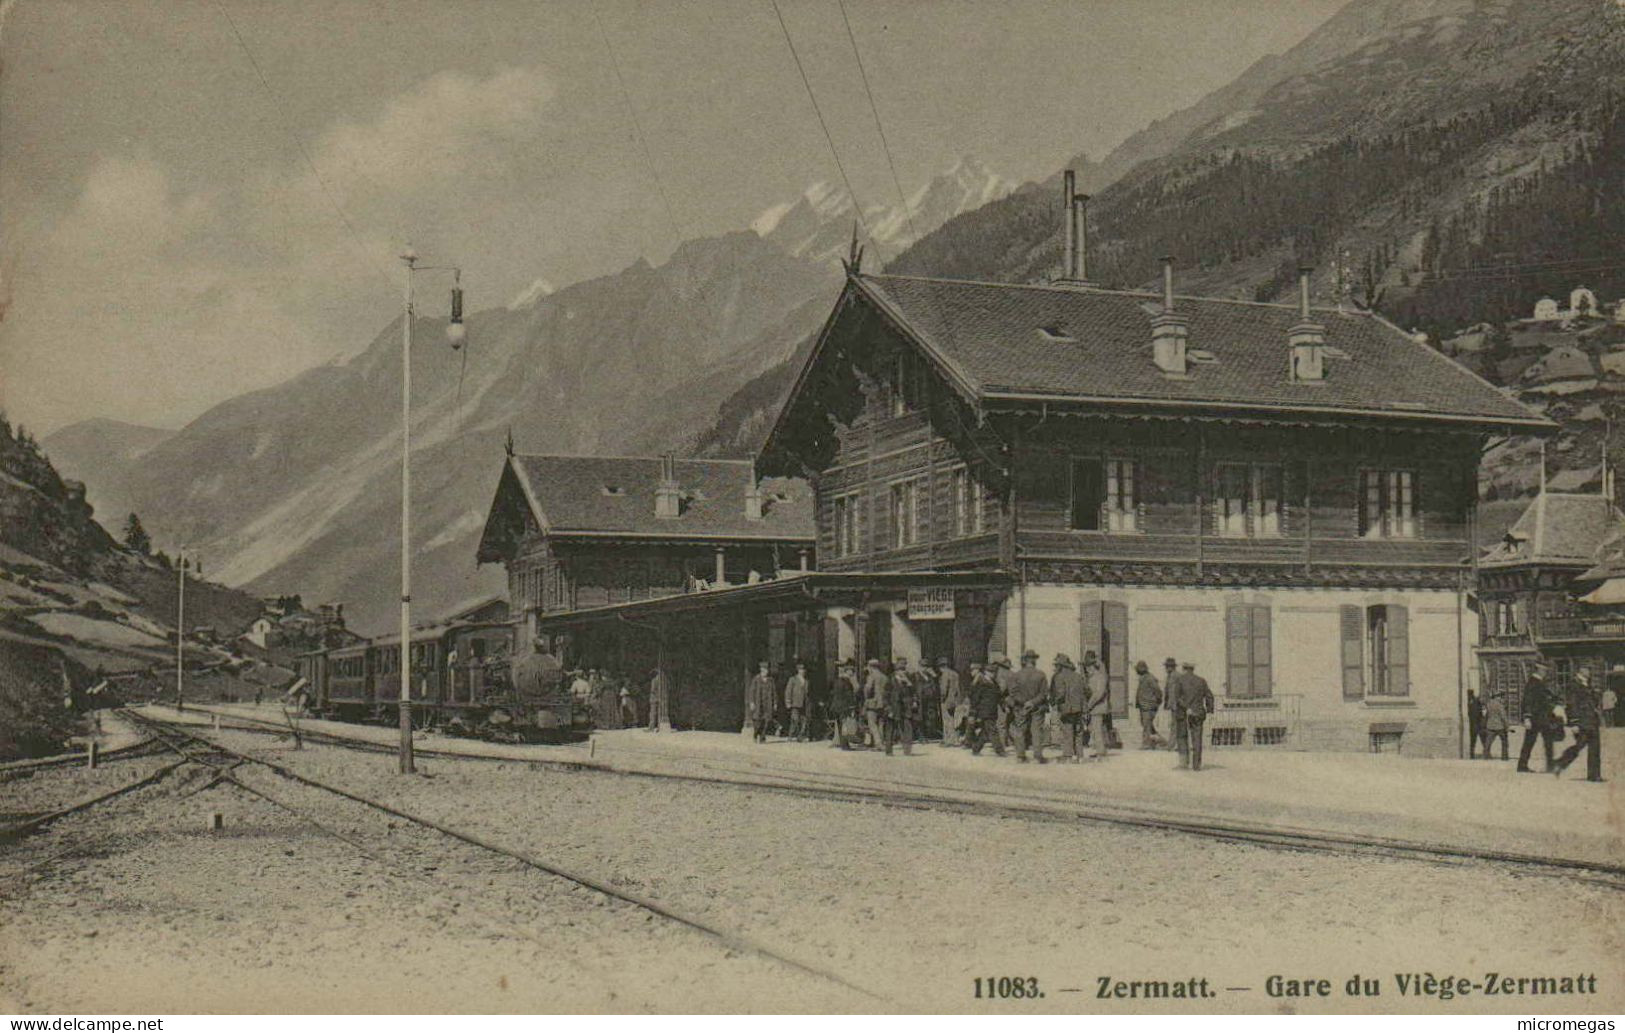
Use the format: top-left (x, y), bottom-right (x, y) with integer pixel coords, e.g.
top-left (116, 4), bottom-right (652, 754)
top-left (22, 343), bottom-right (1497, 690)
top-left (1537, 616), bottom-right (1625, 641)
top-left (1207, 693), bottom-right (1302, 747)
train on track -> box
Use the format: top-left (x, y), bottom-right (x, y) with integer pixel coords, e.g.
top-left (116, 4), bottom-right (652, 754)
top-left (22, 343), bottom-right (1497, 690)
top-left (293, 618), bottom-right (588, 741)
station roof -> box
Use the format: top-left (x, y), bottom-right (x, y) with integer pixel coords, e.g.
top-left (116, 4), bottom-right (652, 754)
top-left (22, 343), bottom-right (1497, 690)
top-left (1479, 491), bottom-right (1625, 570)
top-left (477, 453), bottom-right (814, 564)
top-left (764, 273), bottom-right (1553, 470)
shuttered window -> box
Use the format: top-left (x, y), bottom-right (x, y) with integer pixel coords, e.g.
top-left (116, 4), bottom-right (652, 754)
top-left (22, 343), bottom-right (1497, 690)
top-left (1214, 463), bottom-right (1282, 537)
top-left (1225, 603), bottom-right (1272, 698)
top-left (1078, 600), bottom-right (1131, 716)
top-left (1340, 604), bottom-right (1365, 699)
top-left (1071, 460), bottom-right (1104, 531)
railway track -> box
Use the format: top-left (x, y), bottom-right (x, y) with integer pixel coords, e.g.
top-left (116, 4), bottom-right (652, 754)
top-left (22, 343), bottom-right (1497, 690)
top-left (117, 708), bottom-right (890, 1005)
top-left (169, 703), bottom-right (1625, 893)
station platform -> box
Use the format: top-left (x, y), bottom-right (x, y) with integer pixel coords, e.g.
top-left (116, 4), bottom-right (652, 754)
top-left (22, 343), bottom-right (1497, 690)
top-left (159, 703), bottom-right (1624, 869)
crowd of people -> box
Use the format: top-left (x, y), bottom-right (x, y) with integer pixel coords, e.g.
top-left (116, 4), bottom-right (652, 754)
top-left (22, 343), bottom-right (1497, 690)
top-left (1467, 662), bottom-right (1613, 781)
top-left (745, 650), bottom-right (1219, 771)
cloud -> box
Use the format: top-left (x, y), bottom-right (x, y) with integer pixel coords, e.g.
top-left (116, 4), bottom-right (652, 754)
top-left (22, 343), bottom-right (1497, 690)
top-left (3, 66), bottom-right (560, 433)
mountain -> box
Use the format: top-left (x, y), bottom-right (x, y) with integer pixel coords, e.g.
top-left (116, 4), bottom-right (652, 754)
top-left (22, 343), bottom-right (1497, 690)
top-left (42, 418), bottom-right (175, 523)
top-left (0, 417), bottom-right (263, 757)
top-left (758, 156), bottom-right (1015, 265)
top-left (96, 155), bottom-right (1015, 634)
top-left (703, 0), bottom-right (1625, 456)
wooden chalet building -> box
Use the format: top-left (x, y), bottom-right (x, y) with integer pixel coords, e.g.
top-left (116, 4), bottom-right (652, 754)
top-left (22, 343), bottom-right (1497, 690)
top-left (751, 195), bottom-right (1552, 756)
top-left (1477, 488), bottom-right (1625, 722)
top-left (475, 452), bottom-right (817, 727)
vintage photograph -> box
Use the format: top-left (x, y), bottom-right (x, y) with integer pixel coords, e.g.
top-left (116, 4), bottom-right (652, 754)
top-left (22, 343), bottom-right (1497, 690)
top-left (2, 0), bottom-right (1623, 1018)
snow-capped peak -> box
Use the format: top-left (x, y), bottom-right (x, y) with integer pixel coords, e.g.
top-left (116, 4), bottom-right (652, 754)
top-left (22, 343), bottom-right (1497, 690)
top-left (507, 276), bottom-right (556, 310)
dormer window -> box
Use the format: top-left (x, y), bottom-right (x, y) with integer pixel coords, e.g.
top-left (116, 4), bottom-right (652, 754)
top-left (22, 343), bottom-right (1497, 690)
top-left (601, 485), bottom-right (624, 496)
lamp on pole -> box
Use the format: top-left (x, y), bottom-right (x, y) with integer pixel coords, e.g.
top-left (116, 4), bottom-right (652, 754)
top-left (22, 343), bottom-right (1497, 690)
top-left (397, 248), bottom-right (466, 775)
top-left (175, 546), bottom-right (193, 713)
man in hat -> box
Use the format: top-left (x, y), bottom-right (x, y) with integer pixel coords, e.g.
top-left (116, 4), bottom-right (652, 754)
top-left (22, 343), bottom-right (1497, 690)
top-left (1007, 649), bottom-right (1050, 763)
top-left (1084, 649), bottom-right (1113, 760)
top-left (937, 655), bottom-right (965, 747)
top-left (1517, 663), bottom-right (1561, 772)
top-left (862, 659), bottom-right (890, 751)
top-left (647, 666), bottom-right (670, 732)
top-left (916, 657), bottom-right (942, 742)
top-left (967, 662), bottom-right (1005, 756)
top-left (992, 655), bottom-right (1015, 750)
top-left (747, 660), bottom-right (776, 743)
top-left (889, 657), bottom-right (918, 755)
top-left (829, 659), bottom-right (858, 749)
top-left (1134, 660), bottom-right (1164, 748)
top-left (1173, 661), bottom-right (1214, 770)
top-left (1051, 653), bottom-right (1087, 762)
top-left (1551, 669), bottom-right (1605, 781)
top-left (783, 660), bottom-right (810, 742)
top-left (1161, 657), bottom-right (1180, 750)
top-left (1480, 691), bottom-right (1510, 760)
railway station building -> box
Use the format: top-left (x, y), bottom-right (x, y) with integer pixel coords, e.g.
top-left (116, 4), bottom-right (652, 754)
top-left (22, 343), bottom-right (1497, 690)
top-left (481, 187), bottom-right (1555, 756)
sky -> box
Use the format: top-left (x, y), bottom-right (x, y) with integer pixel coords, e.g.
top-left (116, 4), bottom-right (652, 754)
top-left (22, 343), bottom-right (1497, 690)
top-left (0, 0), bottom-right (1343, 436)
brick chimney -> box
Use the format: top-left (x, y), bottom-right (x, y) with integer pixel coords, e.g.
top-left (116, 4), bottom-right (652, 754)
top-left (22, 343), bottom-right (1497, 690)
top-left (1288, 267), bottom-right (1326, 383)
top-left (655, 453), bottom-right (681, 519)
top-left (1151, 257), bottom-right (1189, 376)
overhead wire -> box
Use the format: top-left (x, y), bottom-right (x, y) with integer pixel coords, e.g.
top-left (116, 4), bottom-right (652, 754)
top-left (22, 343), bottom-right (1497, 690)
top-left (212, 0), bottom-right (394, 291)
top-left (592, 6), bottom-right (689, 246)
top-left (835, 0), bottom-right (919, 247)
top-left (769, 0), bottom-right (879, 255)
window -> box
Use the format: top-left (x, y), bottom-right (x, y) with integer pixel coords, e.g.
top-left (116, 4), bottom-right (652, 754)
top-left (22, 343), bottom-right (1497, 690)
top-left (831, 493), bottom-right (860, 557)
top-left (889, 352), bottom-right (928, 417)
top-left (1492, 598), bottom-right (1521, 637)
top-left (1340, 603), bottom-right (1410, 698)
top-left (889, 478), bottom-right (926, 548)
top-left (1360, 469), bottom-right (1417, 539)
top-left (1215, 463), bottom-right (1282, 537)
top-left (952, 467), bottom-right (988, 537)
top-left (1070, 458), bottom-right (1138, 532)
top-left (1225, 603), bottom-right (1272, 698)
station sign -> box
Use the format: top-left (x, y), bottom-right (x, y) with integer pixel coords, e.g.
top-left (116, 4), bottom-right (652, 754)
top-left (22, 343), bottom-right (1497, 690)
top-left (907, 587), bottom-right (955, 620)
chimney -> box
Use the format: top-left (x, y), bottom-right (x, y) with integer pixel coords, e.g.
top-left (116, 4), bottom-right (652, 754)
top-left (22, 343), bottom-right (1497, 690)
top-left (744, 479), bottom-right (764, 521)
top-left (1057, 170), bottom-right (1094, 286)
top-left (1150, 256), bottom-right (1189, 376)
top-left (655, 453), bottom-right (681, 519)
top-left (1288, 267), bottom-right (1327, 383)
top-left (1061, 170), bottom-right (1075, 278)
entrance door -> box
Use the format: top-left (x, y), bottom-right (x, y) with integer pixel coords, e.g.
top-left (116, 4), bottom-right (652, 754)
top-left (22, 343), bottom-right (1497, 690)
top-left (1079, 600), bottom-right (1130, 717)
top-left (865, 611), bottom-right (892, 671)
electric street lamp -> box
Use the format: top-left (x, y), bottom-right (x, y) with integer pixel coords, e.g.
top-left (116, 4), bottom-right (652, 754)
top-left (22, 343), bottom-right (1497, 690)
top-left (397, 249), bottom-right (466, 774)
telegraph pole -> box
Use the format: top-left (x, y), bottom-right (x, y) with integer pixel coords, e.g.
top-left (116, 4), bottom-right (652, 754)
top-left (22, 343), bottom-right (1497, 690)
top-left (399, 250), bottom-right (417, 774)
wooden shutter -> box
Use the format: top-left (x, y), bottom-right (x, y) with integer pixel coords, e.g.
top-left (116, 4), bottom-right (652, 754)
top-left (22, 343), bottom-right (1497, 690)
top-left (989, 598), bottom-right (1008, 658)
top-left (1103, 601), bottom-right (1129, 717)
top-left (1251, 603), bottom-right (1272, 698)
top-left (1387, 604), bottom-right (1409, 696)
top-left (1226, 604), bottom-right (1252, 697)
top-left (1340, 604), bottom-right (1365, 699)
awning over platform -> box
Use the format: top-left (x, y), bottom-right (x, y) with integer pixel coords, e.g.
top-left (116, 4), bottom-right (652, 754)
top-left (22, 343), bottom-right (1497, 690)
top-left (531, 570), bottom-right (1012, 629)
top-left (1579, 578), bottom-right (1625, 605)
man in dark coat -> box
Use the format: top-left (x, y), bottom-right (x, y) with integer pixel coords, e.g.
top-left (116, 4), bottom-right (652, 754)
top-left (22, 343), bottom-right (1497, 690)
top-left (1517, 664), bottom-right (1561, 772)
top-left (1051, 653), bottom-right (1087, 762)
top-left (783, 660), bottom-right (810, 741)
top-left (916, 658), bottom-right (942, 741)
top-left (888, 657), bottom-right (918, 755)
top-left (1467, 689), bottom-right (1485, 759)
top-left (967, 663), bottom-right (1005, 756)
top-left (993, 655), bottom-right (1015, 750)
top-left (1007, 649), bottom-right (1050, 764)
top-left (747, 660), bottom-right (776, 743)
top-left (1552, 669), bottom-right (1605, 781)
top-left (829, 660), bottom-right (858, 749)
top-left (1174, 661), bottom-right (1214, 771)
top-left (1135, 660), bottom-right (1164, 748)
